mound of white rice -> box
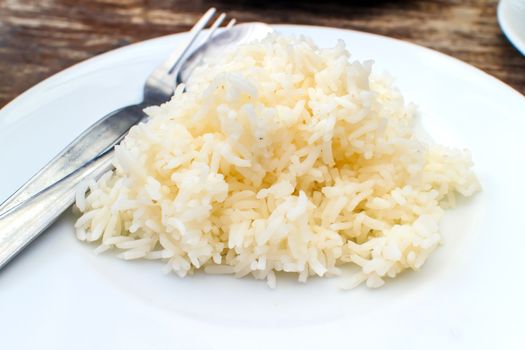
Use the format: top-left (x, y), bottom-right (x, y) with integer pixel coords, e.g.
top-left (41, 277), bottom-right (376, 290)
top-left (75, 34), bottom-right (479, 288)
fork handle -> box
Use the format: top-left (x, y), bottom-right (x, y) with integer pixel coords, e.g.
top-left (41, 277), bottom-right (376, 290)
top-left (0, 103), bottom-right (147, 216)
top-left (0, 149), bottom-right (114, 269)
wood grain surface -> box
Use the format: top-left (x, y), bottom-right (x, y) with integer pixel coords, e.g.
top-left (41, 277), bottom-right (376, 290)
top-left (1, 0), bottom-right (524, 108)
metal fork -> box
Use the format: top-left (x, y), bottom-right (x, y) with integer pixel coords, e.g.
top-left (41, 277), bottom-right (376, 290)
top-left (0, 8), bottom-right (235, 216)
top-left (0, 8), bottom-right (235, 269)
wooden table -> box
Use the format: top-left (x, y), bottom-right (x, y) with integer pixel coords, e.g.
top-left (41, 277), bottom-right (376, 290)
top-left (1, 0), bottom-right (524, 108)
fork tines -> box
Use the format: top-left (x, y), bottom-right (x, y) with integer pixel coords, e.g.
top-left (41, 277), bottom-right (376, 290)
top-left (166, 8), bottom-right (235, 74)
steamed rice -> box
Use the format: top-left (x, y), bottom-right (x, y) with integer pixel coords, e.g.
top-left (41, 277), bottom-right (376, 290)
top-left (74, 34), bottom-right (480, 288)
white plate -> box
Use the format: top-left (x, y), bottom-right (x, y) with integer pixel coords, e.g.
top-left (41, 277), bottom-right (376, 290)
top-left (1, 25), bottom-right (525, 349)
top-left (498, 0), bottom-right (525, 55)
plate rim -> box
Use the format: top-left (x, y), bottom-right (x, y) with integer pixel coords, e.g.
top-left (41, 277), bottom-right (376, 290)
top-left (497, 0), bottom-right (525, 57)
